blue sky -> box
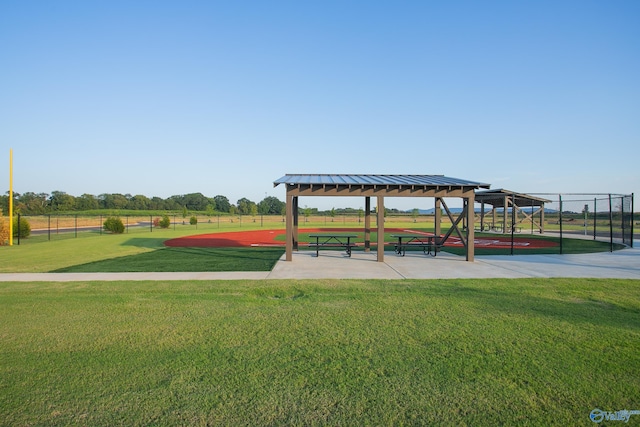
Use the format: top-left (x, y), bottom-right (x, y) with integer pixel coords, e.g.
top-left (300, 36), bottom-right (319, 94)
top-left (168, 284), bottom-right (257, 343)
top-left (1, 0), bottom-right (638, 210)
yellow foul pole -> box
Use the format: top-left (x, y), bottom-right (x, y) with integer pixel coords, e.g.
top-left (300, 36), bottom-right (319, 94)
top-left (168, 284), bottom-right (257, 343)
top-left (9, 149), bottom-right (13, 246)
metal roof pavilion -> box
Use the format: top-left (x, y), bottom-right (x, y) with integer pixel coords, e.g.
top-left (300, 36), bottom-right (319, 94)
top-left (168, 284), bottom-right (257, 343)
top-left (475, 189), bottom-right (551, 234)
top-left (274, 173), bottom-right (491, 263)
top-left (274, 174), bottom-right (489, 189)
top-left (475, 189), bottom-right (551, 207)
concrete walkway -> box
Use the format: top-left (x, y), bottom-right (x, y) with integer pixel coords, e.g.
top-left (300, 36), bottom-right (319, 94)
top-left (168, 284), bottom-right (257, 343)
top-left (1, 247), bottom-right (639, 281)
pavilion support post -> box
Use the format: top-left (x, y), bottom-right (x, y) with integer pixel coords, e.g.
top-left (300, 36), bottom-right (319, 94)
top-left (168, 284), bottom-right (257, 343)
top-left (377, 196), bottom-right (385, 262)
top-left (480, 201), bottom-right (485, 231)
top-left (466, 195), bottom-right (475, 262)
top-left (434, 198), bottom-right (442, 241)
top-left (293, 196), bottom-right (299, 251)
top-left (364, 197), bottom-right (371, 252)
top-left (540, 203), bottom-right (545, 234)
top-left (285, 194), bottom-right (293, 261)
top-left (492, 207), bottom-right (497, 231)
top-left (503, 195), bottom-right (509, 234)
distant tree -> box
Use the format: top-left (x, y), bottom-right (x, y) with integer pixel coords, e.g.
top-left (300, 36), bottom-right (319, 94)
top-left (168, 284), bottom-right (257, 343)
top-left (237, 198), bottom-right (256, 215)
top-left (412, 208), bottom-right (419, 222)
top-left (149, 196), bottom-right (166, 210)
top-left (330, 208), bottom-right (336, 222)
top-left (258, 196), bottom-right (285, 215)
top-left (170, 193), bottom-right (210, 211)
top-left (76, 193), bottom-right (100, 211)
top-left (99, 193), bottom-right (128, 210)
top-left (190, 215), bottom-right (198, 226)
top-left (49, 191), bottom-right (76, 212)
top-left (0, 194), bottom-right (8, 216)
top-left (126, 195), bottom-right (150, 210)
top-left (16, 192), bottom-right (49, 214)
top-left (214, 195), bottom-right (230, 213)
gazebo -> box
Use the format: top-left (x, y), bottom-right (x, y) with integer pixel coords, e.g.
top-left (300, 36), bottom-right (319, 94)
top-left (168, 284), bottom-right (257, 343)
top-left (273, 174), bottom-right (490, 262)
top-left (475, 189), bottom-right (551, 234)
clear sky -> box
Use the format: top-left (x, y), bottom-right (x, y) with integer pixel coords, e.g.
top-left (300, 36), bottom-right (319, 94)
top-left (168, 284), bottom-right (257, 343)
top-left (2, 0), bottom-right (638, 211)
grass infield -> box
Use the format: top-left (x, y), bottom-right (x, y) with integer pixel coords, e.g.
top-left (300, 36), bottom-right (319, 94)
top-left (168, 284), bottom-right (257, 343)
top-left (0, 278), bottom-right (638, 426)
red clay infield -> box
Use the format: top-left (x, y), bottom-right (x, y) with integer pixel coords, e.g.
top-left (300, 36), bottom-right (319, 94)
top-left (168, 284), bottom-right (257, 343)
top-left (164, 228), bottom-right (558, 249)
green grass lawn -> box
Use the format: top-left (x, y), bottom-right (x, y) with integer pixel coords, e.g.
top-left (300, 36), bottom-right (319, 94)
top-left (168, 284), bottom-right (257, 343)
top-left (53, 247), bottom-right (285, 272)
top-left (0, 224), bottom-right (626, 273)
top-left (1, 278), bottom-right (638, 426)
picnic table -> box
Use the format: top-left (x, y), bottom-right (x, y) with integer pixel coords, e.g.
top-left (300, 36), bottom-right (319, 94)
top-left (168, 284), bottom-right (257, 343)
top-left (391, 234), bottom-right (440, 257)
top-left (308, 234), bottom-right (358, 257)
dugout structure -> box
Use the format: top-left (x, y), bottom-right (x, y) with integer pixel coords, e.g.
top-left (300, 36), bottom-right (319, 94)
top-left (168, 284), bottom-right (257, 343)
top-left (475, 189), bottom-right (551, 234)
top-left (274, 174), bottom-right (490, 262)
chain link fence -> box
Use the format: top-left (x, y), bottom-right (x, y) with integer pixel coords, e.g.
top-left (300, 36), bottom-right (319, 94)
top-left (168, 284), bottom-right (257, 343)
top-left (474, 193), bottom-right (634, 254)
top-left (533, 193), bottom-right (634, 250)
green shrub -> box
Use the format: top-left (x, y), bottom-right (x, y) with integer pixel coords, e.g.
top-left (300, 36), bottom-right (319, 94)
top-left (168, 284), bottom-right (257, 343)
top-left (190, 216), bottom-right (198, 226)
top-left (103, 217), bottom-right (125, 234)
top-left (13, 216), bottom-right (31, 238)
top-left (158, 215), bottom-right (171, 229)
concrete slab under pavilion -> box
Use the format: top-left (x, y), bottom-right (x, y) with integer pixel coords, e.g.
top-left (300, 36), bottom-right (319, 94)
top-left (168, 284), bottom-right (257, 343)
top-left (273, 174), bottom-right (490, 262)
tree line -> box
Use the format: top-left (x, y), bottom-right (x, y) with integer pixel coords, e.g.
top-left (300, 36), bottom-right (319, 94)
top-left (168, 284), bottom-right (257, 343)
top-left (0, 191), bottom-right (287, 216)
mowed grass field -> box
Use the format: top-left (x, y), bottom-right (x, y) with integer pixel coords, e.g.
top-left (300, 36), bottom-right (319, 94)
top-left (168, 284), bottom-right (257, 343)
top-left (1, 222), bottom-right (638, 425)
top-left (1, 278), bottom-right (639, 426)
top-left (0, 219), bottom-right (621, 273)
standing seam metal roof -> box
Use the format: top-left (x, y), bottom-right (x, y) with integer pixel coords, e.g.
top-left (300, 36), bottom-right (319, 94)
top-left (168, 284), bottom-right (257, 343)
top-left (274, 174), bottom-right (490, 188)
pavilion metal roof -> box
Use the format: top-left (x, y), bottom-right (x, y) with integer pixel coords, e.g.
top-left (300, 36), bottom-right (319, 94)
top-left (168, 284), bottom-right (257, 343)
top-left (475, 189), bottom-right (551, 207)
top-left (274, 174), bottom-right (490, 188)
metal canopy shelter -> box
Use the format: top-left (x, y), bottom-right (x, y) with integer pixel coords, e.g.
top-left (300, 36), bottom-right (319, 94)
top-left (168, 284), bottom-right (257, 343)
top-left (475, 189), bottom-right (551, 234)
top-left (273, 174), bottom-right (490, 262)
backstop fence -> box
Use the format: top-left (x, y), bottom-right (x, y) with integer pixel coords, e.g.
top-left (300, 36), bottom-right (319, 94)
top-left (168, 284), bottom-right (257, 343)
top-left (530, 193), bottom-right (634, 251)
top-left (474, 193), bottom-right (634, 253)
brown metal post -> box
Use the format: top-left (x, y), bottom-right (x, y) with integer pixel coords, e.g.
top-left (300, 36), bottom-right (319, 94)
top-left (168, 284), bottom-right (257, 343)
top-left (285, 194), bottom-right (293, 261)
top-left (293, 196), bottom-right (299, 251)
top-left (503, 195), bottom-right (508, 234)
top-left (466, 194), bottom-right (475, 261)
top-left (377, 196), bottom-right (385, 262)
top-left (434, 198), bottom-right (442, 239)
top-left (364, 197), bottom-right (371, 252)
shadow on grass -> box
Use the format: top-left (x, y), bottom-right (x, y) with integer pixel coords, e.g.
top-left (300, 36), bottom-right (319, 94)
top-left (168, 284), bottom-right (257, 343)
top-left (120, 237), bottom-right (171, 249)
top-left (52, 247), bottom-right (285, 273)
top-left (424, 280), bottom-right (640, 332)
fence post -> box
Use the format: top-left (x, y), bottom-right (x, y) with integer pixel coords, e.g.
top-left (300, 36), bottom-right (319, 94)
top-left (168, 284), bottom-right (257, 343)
top-left (609, 194), bottom-right (614, 252)
top-left (17, 214), bottom-right (20, 245)
top-left (150, 215), bottom-right (153, 233)
top-left (48, 214), bottom-right (51, 241)
top-left (593, 198), bottom-right (597, 240)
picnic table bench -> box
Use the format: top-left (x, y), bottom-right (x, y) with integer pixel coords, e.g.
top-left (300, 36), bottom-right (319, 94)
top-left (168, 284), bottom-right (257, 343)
top-left (308, 234), bottom-right (358, 257)
top-left (392, 234), bottom-right (441, 257)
